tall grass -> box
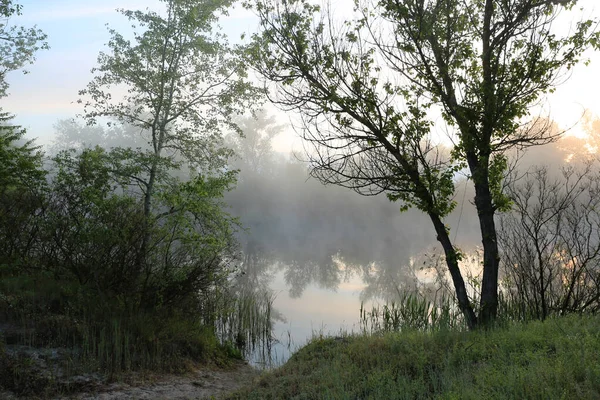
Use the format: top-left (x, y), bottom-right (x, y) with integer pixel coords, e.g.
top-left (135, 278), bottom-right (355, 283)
top-left (0, 268), bottom-right (277, 396)
top-left (76, 314), bottom-right (217, 374)
top-left (359, 290), bottom-right (571, 336)
top-left (360, 292), bottom-right (465, 333)
top-left (214, 288), bottom-right (276, 367)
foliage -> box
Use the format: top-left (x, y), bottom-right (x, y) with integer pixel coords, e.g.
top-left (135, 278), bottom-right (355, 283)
top-left (248, 0), bottom-right (600, 326)
top-left (0, 145), bottom-right (244, 376)
top-left (78, 0), bottom-right (260, 207)
top-left (0, 2), bottom-right (47, 265)
top-left (0, 112), bottom-right (44, 192)
top-left (226, 314), bottom-right (600, 399)
top-left (0, 1), bottom-right (265, 386)
top-left (0, 0), bottom-right (48, 98)
top-left (48, 146), bottom-right (237, 312)
top-left (0, 112), bottom-right (45, 268)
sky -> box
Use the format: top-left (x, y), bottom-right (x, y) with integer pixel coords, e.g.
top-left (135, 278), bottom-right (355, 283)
top-left (3, 0), bottom-right (600, 151)
top-left (2, 0), bottom-right (268, 146)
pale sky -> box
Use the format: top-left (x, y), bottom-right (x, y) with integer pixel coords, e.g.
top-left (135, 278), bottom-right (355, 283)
top-left (3, 0), bottom-right (600, 150)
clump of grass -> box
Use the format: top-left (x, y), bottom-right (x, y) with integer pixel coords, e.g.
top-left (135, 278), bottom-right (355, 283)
top-left (226, 314), bottom-right (600, 399)
top-left (360, 292), bottom-right (465, 334)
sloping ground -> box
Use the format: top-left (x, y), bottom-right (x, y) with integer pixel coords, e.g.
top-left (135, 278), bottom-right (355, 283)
top-left (225, 315), bottom-right (600, 399)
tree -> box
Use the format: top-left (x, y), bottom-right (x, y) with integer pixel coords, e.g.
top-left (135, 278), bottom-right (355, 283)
top-left (0, 113), bottom-right (43, 192)
top-left (0, 113), bottom-right (45, 264)
top-left (74, 0), bottom-right (265, 331)
top-left (80, 0), bottom-right (258, 281)
top-left (40, 146), bottom-right (237, 314)
top-left (0, 0), bottom-right (48, 98)
top-left (499, 163), bottom-right (600, 320)
top-left (79, 0), bottom-right (260, 220)
top-left (249, 0), bottom-right (599, 327)
top-left (0, 0), bottom-right (48, 191)
top-left (0, 1), bottom-right (47, 264)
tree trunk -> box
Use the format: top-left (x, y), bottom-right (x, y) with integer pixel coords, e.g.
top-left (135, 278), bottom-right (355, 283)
top-left (139, 126), bottom-right (165, 304)
top-left (429, 212), bottom-right (478, 330)
top-left (144, 161), bottom-right (158, 219)
top-left (473, 180), bottom-right (500, 327)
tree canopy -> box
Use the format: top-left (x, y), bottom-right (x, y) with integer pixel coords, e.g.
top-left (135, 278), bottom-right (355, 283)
top-left (249, 0), bottom-right (600, 327)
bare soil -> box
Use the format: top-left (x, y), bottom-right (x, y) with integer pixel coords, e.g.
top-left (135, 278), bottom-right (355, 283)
top-left (0, 322), bottom-right (261, 399)
top-left (0, 361), bottom-right (260, 400)
top-left (70, 362), bottom-right (259, 400)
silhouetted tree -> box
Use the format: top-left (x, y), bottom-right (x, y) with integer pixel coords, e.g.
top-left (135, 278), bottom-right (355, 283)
top-left (249, 0), bottom-right (599, 327)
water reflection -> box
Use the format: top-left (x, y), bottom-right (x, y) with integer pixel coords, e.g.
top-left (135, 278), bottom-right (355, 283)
top-left (230, 244), bottom-right (428, 366)
top-left (228, 223), bottom-right (494, 367)
top-left (223, 113), bottom-right (483, 366)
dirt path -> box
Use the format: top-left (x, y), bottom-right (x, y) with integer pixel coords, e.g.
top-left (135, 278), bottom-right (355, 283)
top-left (66, 363), bottom-right (259, 400)
top-left (0, 362), bottom-right (260, 400)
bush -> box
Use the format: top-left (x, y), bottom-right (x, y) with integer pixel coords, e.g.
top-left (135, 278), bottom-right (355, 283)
top-left (0, 146), bottom-right (248, 378)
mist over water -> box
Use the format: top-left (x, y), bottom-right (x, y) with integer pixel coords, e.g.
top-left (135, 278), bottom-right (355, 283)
top-left (222, 114), bottom-right (464, 365)
top-left (223, 114), bottom-right (597, 365)
top-left (48, 112), bottom-right (596, 366)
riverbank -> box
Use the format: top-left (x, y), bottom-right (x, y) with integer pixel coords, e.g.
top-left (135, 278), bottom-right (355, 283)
top-left (3, 314), bottom-right (600, 399)
top-left (226, 314), bottom-right (600, 399)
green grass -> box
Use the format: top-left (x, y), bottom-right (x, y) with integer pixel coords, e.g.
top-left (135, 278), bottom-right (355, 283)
top-left (359, 292), bottom-right (464, 334)
top-left (226, 314), bottom-right (600, 399)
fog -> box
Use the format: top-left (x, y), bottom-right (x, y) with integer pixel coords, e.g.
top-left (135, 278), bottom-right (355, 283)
top-left (225, 113), bottom-right (595, 300)
top-left (40, 108), bottom-right (599, 364)
top-left (47, 111), bottom-right (598, 305)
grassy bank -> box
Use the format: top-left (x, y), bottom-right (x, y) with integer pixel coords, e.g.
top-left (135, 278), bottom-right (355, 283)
top-left (227, 314), bottom-right (600, 399)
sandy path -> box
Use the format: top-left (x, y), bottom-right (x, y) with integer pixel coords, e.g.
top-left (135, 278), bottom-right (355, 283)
top-left (0, 342), bottom-right (261, 399)
top-left (65, 363), bottom-right (259, 400)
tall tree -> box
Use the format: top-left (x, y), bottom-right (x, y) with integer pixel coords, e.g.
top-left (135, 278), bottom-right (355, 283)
top-left (78, 0), bottom-right (261, 281)
top-left (79, 0), bottom-right (260, 220)
top-left (0, 0), bottom-right (47, 278)
top-left (249, 0), bottom-right (599, 327)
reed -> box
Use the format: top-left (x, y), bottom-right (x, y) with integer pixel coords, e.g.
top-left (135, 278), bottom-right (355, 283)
top-left (360, 292), bottom-right (464, 334)
top-left (215, 287), bottom-right (276, 367)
